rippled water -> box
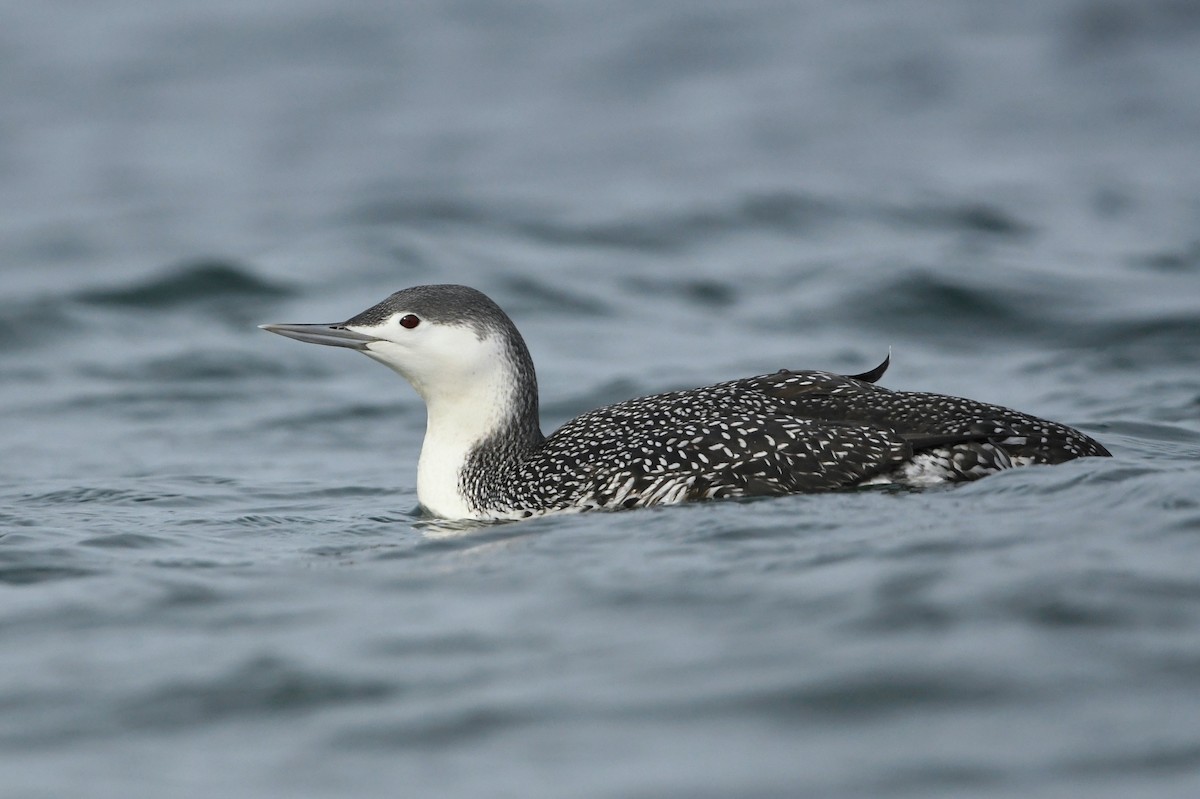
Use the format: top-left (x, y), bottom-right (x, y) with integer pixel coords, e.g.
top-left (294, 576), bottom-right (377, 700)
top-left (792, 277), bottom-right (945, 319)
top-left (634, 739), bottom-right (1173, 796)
top-left (3, 2), bottom-right (1200, 797)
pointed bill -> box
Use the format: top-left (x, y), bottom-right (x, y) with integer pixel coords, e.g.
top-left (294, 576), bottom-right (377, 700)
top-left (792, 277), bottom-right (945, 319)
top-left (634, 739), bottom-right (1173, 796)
top-left (259, 323), bottom-right (378, 350)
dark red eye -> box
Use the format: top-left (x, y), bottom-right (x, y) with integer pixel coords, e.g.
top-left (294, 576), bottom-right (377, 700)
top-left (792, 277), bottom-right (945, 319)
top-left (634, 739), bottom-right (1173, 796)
top-left (399, 314), bottom-right (420, 329)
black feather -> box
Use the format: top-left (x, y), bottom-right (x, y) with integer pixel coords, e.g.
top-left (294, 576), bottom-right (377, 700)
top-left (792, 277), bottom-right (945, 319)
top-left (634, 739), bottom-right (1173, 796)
top-left (844, 353), bottom-right (890, 384)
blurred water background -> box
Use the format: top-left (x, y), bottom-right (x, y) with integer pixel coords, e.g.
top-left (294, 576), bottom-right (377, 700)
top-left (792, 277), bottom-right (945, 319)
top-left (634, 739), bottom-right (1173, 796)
top-left (3, 1), bottom-right (1200, 797)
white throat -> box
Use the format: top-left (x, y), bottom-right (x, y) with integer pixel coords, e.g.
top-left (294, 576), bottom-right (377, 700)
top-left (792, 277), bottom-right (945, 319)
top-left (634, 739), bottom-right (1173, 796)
top-left (416, 371), bottom-right (517, 519)
top-left (355, 326), bottom-right (522, 519)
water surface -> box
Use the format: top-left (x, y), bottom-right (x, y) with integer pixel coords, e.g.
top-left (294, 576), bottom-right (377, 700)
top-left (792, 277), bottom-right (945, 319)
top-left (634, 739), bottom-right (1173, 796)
top-left (3, 2), bottom-right (1200, 797)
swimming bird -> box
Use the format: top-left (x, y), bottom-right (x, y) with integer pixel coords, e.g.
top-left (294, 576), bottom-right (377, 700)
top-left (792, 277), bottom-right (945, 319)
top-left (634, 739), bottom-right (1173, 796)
top-left (261, 284), bottom-right (1110, 520)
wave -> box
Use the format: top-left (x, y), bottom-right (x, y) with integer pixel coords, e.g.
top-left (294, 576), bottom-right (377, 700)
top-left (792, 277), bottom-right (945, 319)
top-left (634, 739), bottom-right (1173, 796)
top-left (76, 259), bottom-right (293, 310)
top-left (349, 191), bottom-right (843, 251)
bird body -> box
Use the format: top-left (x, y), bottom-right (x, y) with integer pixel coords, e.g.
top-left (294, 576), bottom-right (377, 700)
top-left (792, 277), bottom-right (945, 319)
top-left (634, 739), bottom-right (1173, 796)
top-left (262, 284), bottom-right (1109, 521)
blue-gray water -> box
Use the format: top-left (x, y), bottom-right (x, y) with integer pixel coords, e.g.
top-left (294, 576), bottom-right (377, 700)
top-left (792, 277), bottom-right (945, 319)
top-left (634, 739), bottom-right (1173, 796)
top-left (3, 2), bottom-right (1200, 797)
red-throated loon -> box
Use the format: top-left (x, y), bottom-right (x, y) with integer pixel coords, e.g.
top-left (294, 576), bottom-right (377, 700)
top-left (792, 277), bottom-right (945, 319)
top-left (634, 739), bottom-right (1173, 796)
top-left (261, 284), bottom-right (1110, 520)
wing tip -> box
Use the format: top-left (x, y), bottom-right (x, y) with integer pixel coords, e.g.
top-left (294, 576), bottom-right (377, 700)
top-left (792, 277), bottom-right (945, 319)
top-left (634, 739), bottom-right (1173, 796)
top-left (845, 350), bottom-right (891, 384)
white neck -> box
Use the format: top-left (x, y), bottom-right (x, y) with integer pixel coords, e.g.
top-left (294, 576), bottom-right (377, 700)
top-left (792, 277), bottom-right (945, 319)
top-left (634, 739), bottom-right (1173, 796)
top-left (416, 379), bottom-right (515, 519)
top-left (357, 330), bottom-right (526, 519)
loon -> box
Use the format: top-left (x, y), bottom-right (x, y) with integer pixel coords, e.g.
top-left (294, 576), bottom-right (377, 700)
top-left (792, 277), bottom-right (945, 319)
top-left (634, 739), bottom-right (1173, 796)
top-left (261, 284), bottom-right (1110, 521)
